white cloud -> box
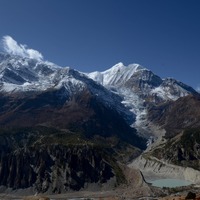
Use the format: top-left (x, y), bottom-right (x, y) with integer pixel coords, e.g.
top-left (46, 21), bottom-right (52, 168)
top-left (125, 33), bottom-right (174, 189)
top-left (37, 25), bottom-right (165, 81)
top-left (196, 86), bottom-right (200, 93)
top-left (1, 35), bottom-right (43, 61)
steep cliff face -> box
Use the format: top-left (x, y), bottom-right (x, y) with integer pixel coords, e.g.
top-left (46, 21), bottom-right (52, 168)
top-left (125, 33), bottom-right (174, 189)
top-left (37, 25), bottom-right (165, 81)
top-left (0, 145), bottom-right (116, 193)
top-left (0, 127), bottom-right (128, 193)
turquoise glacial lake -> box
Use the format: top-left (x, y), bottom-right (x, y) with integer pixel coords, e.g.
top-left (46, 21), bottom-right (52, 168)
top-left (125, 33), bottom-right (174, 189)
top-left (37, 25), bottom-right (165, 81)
top-left (148, 179), bottom-right (192, 188)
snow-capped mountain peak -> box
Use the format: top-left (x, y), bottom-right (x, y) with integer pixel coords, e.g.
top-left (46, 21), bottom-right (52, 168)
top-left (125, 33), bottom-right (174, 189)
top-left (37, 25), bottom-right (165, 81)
top-left (87, 62), bottom-right (197, 101)
top-left (0, 52), bottom-right (86, 93)
top-left (103, 62), bottom-right (145, 75)
top-left (87, 62), bottom-right (197, 136)
top-left (87, 62), bottom-right (146, 86)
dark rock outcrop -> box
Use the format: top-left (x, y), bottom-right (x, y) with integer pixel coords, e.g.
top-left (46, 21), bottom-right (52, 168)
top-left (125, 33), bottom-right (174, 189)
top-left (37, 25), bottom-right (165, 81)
top-left (0, 126), bottom-right (129, 193)
top-left (0, 143), bottom-right (117, 193)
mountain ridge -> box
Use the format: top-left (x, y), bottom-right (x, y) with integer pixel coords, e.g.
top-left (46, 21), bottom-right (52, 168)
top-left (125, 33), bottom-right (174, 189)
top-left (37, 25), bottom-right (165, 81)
top-left (0, 52), bottom-right (198, 138)
top-left (0, 52), bottom-right (199, 194)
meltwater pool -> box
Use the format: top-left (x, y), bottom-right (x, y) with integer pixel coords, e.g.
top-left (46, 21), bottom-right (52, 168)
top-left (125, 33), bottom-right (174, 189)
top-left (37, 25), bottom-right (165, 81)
top-left (148, 179), bottom-right (192, 188)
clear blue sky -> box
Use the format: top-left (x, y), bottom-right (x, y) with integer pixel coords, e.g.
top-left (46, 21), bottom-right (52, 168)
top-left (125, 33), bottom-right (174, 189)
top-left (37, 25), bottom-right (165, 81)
top-left (0, 0), bottom-right (200, 90)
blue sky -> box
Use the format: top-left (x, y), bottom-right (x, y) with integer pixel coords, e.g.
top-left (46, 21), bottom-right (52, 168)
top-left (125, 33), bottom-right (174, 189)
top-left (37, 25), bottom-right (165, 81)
top-left (0, 0), bottom-right (200, 90)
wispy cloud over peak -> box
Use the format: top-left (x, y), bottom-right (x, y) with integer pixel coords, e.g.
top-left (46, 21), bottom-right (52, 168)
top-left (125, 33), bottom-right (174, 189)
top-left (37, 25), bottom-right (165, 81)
top-left (196, 85), bottom-right (200, 93)
top-left (1, 35), bottom-right (43, 61)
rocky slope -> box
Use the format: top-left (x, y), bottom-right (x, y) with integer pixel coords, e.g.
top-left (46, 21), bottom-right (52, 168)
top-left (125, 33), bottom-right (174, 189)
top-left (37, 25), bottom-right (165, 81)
top-left (0, 126), bottom-right (128, 193)
top-left (0, 89), bottom-right (145, 150)
top-left (148, 94), bottom-right (200, 137)
top-left (0, 145), bottom-right (115, 192)
top-left (149, 128), bottom-right (200, 170)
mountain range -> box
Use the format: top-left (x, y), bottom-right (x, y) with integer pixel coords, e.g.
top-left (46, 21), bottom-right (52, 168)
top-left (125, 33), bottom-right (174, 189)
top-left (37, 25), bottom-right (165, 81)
top-left (0, 52), bottom-right (199, 195)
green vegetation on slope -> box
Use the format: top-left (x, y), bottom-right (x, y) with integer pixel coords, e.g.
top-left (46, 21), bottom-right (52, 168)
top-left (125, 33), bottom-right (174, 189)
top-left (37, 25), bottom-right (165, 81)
top-left (151, 128), bottom-right (200, 170)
